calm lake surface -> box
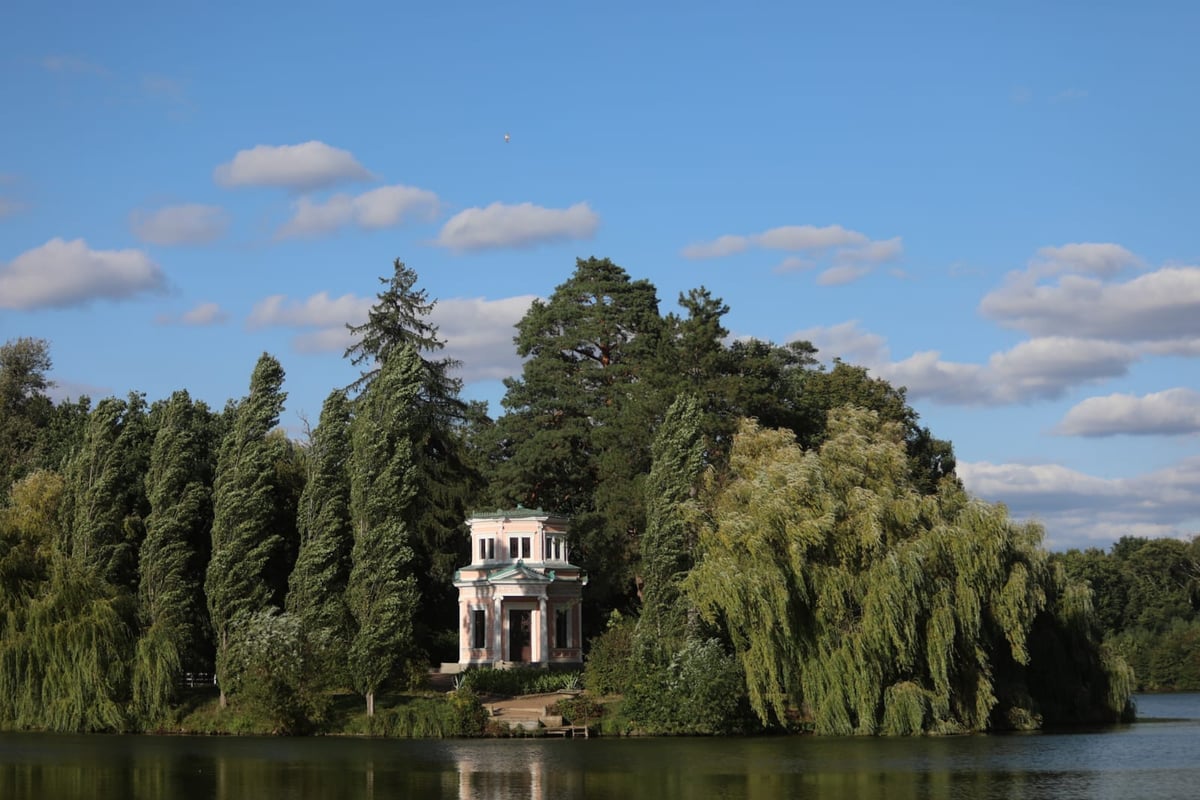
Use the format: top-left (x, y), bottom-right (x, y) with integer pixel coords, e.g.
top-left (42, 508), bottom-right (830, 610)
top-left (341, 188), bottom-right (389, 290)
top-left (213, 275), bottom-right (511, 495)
top-left (2, 693), bottom-right (1198, 800)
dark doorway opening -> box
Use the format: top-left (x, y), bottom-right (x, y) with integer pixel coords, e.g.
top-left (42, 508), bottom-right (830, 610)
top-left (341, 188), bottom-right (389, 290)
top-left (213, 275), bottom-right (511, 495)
top-left (508, 609), bottom-right (532, 662)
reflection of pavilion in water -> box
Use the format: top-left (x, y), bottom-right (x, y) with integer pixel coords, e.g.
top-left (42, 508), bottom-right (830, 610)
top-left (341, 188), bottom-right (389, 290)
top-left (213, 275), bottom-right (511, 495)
top-left (454, 745), bottom-right (584, 800)
top-left (453, 508), bottom-right (587, 670)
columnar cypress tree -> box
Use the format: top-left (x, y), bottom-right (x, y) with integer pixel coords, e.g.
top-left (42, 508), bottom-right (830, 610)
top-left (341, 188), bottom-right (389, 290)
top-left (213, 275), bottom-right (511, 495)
top-left (134, 391), bottom-right (214, 722)
top-left (287, 389), bottom-right (354, 681)
top-left (347, 345), bottom-right (421, 716)
top-left (206, 354), bottom-right (287, 707)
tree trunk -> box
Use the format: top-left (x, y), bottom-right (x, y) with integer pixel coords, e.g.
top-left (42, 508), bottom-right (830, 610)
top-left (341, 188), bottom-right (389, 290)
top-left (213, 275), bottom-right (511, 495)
top-left (219, 688), bottom-right (227, 709)
top-left (367, 691), bottom-right (375, 717)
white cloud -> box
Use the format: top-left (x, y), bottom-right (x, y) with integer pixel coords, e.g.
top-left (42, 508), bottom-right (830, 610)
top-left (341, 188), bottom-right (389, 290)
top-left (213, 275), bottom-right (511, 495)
top-left (1056, 388), bottom-right (1200, 437)
top-left (756, 224), bottom-right (867, 251)
top-left (958, 456), bottom-right (1200, 550)
top-left (436, 202), bottom-right (599, 251)
top-left (684, 224), bottom-right (900, 285)
top-left (817, 264), bottom-right (874, 286)
top-left (795, 321), bottom-right (1138, 406)
top-left (773, 256), bottom-right (815, 274)
top-left (247, 289), bottom-right (536, 384)
top-left (0, 238), bottom-right (165, 310)
top-left (834, 237), bottom-right (904, 266)
top-left (247, 292), bottom-right (373, 330)
top-left (1030, 242), bottom-right (1141, 278)
top-left (214, 141), bottom-right (374, 191)
top-left (681, 234), bottom-right (750, 260)
top-left (792, 320), bottom-right (889, 365)
top-left (431, 295), bottom-right (537, 381)
top-left (131, 204), bottom-right (229, 245)
top-left (981, 265), bottom-right (1200, 341)
top-left (155, 302), bottom-right (229, 326)
top-left (277, 184), bottom-right (439, 239)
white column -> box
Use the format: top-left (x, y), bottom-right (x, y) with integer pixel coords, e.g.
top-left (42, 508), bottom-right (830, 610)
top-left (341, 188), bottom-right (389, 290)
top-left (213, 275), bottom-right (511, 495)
top-left (538, 596), bottom-right (549, 665)
top-left (493, 594), bottom-right (504, 664)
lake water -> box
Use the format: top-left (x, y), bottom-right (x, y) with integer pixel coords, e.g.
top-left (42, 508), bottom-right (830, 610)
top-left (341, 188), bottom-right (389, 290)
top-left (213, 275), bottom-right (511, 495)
top-left (2, 694), bottom-right (1198, 799)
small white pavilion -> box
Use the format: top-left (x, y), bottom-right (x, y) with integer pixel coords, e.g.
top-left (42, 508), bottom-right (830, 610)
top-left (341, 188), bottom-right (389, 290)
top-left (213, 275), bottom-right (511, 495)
top-left (452, 508), bottom-right (587, 669)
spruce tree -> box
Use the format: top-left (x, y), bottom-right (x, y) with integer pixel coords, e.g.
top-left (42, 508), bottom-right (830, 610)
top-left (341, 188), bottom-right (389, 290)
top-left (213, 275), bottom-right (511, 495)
top-left (344, 259), bottom-right (482, 656)
top-left (347, 345), bottom-right (421, 716)
top-left (205, 353), bottom-right (287, 707)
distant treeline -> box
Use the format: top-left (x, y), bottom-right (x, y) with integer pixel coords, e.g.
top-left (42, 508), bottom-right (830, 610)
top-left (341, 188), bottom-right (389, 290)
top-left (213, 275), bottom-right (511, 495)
top-left (1057, 537), bottom-right (1200, 692)
top-left (0, 257), bottom-right (1146, 735)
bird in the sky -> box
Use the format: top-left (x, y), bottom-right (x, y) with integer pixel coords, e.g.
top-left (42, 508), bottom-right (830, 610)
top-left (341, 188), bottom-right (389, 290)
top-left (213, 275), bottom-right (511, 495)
top-left (504, 132), bottom-right (510, 143)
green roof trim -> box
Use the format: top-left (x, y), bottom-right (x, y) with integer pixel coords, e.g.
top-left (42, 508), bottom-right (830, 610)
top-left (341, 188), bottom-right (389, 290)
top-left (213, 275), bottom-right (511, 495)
top-left (468, 506), bottom-right (569, 521)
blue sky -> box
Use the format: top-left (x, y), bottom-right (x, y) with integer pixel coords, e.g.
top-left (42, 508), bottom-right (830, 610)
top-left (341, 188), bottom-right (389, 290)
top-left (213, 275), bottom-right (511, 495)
top-left (2, 0), bottom-right (1198, 551)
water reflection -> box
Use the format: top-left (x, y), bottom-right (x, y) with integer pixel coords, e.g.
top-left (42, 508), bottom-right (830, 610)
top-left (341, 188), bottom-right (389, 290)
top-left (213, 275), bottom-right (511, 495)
top-left (2, 694), bottom-right (1200, 800)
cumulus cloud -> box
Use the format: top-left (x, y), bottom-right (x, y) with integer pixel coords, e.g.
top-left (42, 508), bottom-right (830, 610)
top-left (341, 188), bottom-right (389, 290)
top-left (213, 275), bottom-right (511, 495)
top-left (1056, 388), bottom-right (1200, 437)
top-left (247, 289), bottom-right (536, 384)
top-left (214, 141), bottom-right (374, 191)
top-left (131, 204), bottom-right (229, 245)
top-left (247, 292), bottom-right (373, 330)
top-left (431, 295), bottom-right (537, 381)
top-left (793, 321), bottom-right (1138, 406)
top-left (0, 238), bottom-right (165, 310)
top-left (958, 456), bottom-right (1200, 550)
top-left (980, 242), bottom-right (1199, 342)
top-left (1031, 243), bottom-right (1141, 278)
top-left (817, 264), bottom-right (874, 286)
top-left (156, 302), bottom-right (229, 326)
top-left (277, 185), bottom-right (439, 239)
top-left (684, 224), bottom-right (901, 285)
top-left (436, 202), bottom-right (599, 251)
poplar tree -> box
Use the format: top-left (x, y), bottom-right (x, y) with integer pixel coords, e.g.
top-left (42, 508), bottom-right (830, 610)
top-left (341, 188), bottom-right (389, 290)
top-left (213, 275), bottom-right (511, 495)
top-left (206, 354), bottom-right (287, 707)
top-left (60, 393), bottom-right (151, 591)
top-left (134, 391), bottom-right (215, 722)
top-left (347, 345), bottom-right (421, 716)
top-left (287, 389), bottom-right (354, 681)
top-left (636, 394), bottom-right (705, 654)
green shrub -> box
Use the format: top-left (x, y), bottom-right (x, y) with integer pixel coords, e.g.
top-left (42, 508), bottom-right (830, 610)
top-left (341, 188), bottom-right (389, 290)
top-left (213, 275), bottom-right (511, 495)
top-left (457, 667), bottom-right (582, 696)
top-left (367, 689), bottom-right (486, 738)
top-left (552, 694), bottom-right (604, 725)
top-left (622, 638), bottom-right (749, 735)
top-left (583, 613), bottom-right (636, 695)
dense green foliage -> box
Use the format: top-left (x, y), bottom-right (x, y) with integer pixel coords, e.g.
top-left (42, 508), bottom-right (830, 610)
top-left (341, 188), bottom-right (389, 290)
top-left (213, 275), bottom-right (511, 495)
top-left (347, 345), bottom-right (422, 715)
top-left (684, 411), bottom-right (1131, 734)
top-left (0, 255), bottom-right (1157, 737)
top-left (206, 354), bottom-right (290, 707)
top-left (1058, 535), bottom-right (1200, 690)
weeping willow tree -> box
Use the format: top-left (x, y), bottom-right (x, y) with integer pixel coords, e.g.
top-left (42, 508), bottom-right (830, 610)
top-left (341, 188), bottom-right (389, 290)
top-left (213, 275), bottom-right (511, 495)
top-left (1, 471), bottom-right (136, 731)
top-left (684, 408), bottom-right (1132, 735)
